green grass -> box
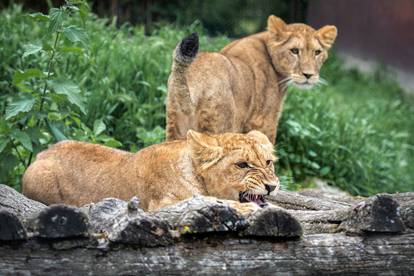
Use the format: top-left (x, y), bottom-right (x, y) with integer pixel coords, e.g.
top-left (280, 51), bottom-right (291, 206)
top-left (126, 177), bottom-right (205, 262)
top-left (277, 56), bottom-right (414, 195)
top-left (1, 5), bottom-right (413, 195)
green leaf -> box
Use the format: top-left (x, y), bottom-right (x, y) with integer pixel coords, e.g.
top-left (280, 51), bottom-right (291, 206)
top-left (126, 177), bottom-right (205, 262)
top-left (27, 12), bottom-right (49, 22)
top-left (0, 138), bottom-right (9, 154)
top-left (47, 112), bottom-right (62, 121)
top-left (26, 127), bottom-right (44, 146)
top-left (320, 166), bottom-right (331, 176)
top-left (61, 46), bottom-right (84, 54)
top-left (47, 121), bottom-right (67, 141)
top-left (12, 69), bottom-right (44, 86)
top-left (102, 138), bottom-right (122, 148)
top-left (309, 162), bottom-right (320, 170)
top-left (48, 8), bottom-right (64, 35)
top-left (5, 98), bottom-right (36, 120)
top-left (0, 153), bottom-right (19, 180)
top-left (42, 42), bottom-right (53, 52)
top-left (49, 80), bottom-right (86, 114)
top-left (22, 44), bottom-right (43, 58)
top-left (79, 2), bottom-right (90, 23)
top-left (63, 26), bottom-right (88, 46)
top-left (93, 119), bottom-right (106, 136)
top-left (12, 130), bottom-right (33, 152)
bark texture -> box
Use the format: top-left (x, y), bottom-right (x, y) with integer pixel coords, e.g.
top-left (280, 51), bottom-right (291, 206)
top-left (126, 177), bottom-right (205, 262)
top-left (0, 234), bottom-right (413, 275)
top-left (1, 184), bottom-right (414, 275)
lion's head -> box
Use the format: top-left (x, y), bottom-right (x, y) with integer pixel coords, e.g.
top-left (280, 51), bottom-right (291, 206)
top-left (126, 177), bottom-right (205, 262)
top-left (266, 15), bottom-right (337, 90)
top-left (187, 130), bottom-right (279, 206)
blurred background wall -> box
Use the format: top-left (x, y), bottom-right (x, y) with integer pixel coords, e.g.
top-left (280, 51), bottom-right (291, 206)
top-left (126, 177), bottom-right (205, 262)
top-left (1, 0), bottom-right (308, 36)
top-left (308, 0), bottom-right (414, 93)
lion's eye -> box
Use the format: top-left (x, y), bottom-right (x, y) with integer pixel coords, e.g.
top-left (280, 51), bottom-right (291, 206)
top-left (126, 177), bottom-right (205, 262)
top-left (236, 162), bottom-right (249, 169)
top-left (290, 48), bottom-right (299, 55)
top-left (315, 49), bottom-right (322, 56)
top-left (266, 160), bottom-right (273, 166)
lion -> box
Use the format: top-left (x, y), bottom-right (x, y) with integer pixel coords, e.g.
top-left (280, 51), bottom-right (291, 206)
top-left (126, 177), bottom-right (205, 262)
top-left (22, 130), bottom-right (279, 211)
top-left (166, 15), bottom-right (337, 144)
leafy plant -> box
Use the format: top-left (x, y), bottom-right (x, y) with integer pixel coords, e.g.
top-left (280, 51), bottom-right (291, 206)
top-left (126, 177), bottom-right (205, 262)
top-left (0, 2), bottom-right (121, 189)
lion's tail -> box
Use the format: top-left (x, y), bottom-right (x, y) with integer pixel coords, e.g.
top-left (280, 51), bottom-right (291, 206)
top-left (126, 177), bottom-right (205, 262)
top-left (168, 33), bottom-right (199, 115)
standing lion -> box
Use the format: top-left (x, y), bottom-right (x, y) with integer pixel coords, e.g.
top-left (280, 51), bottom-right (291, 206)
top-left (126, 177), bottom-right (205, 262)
top-left (166, 15), bottom-right (337, 144)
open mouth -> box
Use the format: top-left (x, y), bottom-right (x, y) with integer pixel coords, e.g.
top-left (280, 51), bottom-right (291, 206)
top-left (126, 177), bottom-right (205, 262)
top-left (293, 81), bottom-right (314, 90)
top-left (239, 192), bottom-right (268, 208)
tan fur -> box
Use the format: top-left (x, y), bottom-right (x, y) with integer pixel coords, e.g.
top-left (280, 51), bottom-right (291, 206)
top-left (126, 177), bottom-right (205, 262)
top-left (167, 15), bottom-right (337, 144)
top-left (22, 130), bottom-right (279, 211)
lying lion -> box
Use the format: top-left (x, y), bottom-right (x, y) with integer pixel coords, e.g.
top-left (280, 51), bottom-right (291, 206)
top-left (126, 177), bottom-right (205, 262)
top-left (167, 15), bottom-right (337, 144)
top-left (22, 130), bottom-right (279, 211)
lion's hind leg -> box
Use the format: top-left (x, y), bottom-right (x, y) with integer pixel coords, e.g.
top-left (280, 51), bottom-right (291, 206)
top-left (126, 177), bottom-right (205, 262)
top-left (22, 159), bottom-right (64, 205)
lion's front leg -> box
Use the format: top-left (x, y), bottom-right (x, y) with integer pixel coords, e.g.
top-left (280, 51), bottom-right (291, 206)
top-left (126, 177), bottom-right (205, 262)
top-left (220, 199), bottom-right (261, 217)
top-left (147, 196), bottom-right (182, 212)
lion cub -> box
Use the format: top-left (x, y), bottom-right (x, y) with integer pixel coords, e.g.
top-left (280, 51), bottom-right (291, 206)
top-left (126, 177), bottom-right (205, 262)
top-left (167, 15), bottom-right (337, 144)
top-left (22, 130), bottom-right (279, 211)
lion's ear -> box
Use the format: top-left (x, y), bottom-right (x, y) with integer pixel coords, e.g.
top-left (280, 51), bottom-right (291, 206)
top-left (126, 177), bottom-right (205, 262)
top-left (187, 130), bottom-right (223, 170)
top-left (267, 15), bottom-right (286, 34)
top-left (267, 15), bottom-right (290, 44)
top-left (316, 25), bottom-right (337, 49)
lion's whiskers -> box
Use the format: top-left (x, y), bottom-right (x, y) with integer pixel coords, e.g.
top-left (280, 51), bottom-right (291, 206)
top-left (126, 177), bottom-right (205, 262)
top-left (278, 76), bottom-right (292, 85)
top-left (318, 77), bottom-right (328, 86)
top-left (278, 76), bottom-right (292, 89)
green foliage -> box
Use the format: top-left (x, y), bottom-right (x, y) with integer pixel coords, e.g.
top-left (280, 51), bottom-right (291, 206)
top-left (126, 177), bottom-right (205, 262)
top-left (276, 54), bottom-right (414, 195)
top-left (0, 2), bottom-right (123, 189)
top-left (0, 5), bottom-right (413, 195)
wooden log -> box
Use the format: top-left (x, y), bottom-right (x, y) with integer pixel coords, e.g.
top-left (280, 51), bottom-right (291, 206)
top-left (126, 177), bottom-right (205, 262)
top-left (85, 196), bottom-right (302, 243)
top-left (154, 196), bottom-right (247, 234)
top-left (0, 233), bottom-right (413, 275)
top-left (298, 187), bottom-right (363, 205)
top-left (82, 197), bottom-right (133, 234)
top-left (108, 214), bottom-right (173, 246)
top-left (0, 184), bottom-right (46, 222)
top-left (268, 191), bottom-right (413, 234)
top-left (390, 192), bottom-right (414, 207)
top-left (401, 204), bottom-right (414, 230)
top-left (83, 197), bottom-right (173, 246)
top-left (0, 183), bottom-right (410, 242)
top-left (301, 222), bottom-right (339, 234)
top-left (286, 209), bottom-right (349, 222)
top-left (32, 205), bottom-right (89, 239)
top-left (0, 210), bottom-right (27, 241)
top-left (340, 194), bottom-right (405, 234)
top-left (243, 206), bottom-right (302, 237)
top-left (1, 185), bottom-right (414, 274)
top-left (267, 190), bottom-right (351, 210)
top-left (284, 208), bottom-right (349, 234)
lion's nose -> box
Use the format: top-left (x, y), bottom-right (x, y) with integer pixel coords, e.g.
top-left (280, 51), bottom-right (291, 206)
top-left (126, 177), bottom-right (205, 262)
top-left (303, 73), bottom-right (313, 79)
top-left (265, 184), bottom-right (276, 194)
